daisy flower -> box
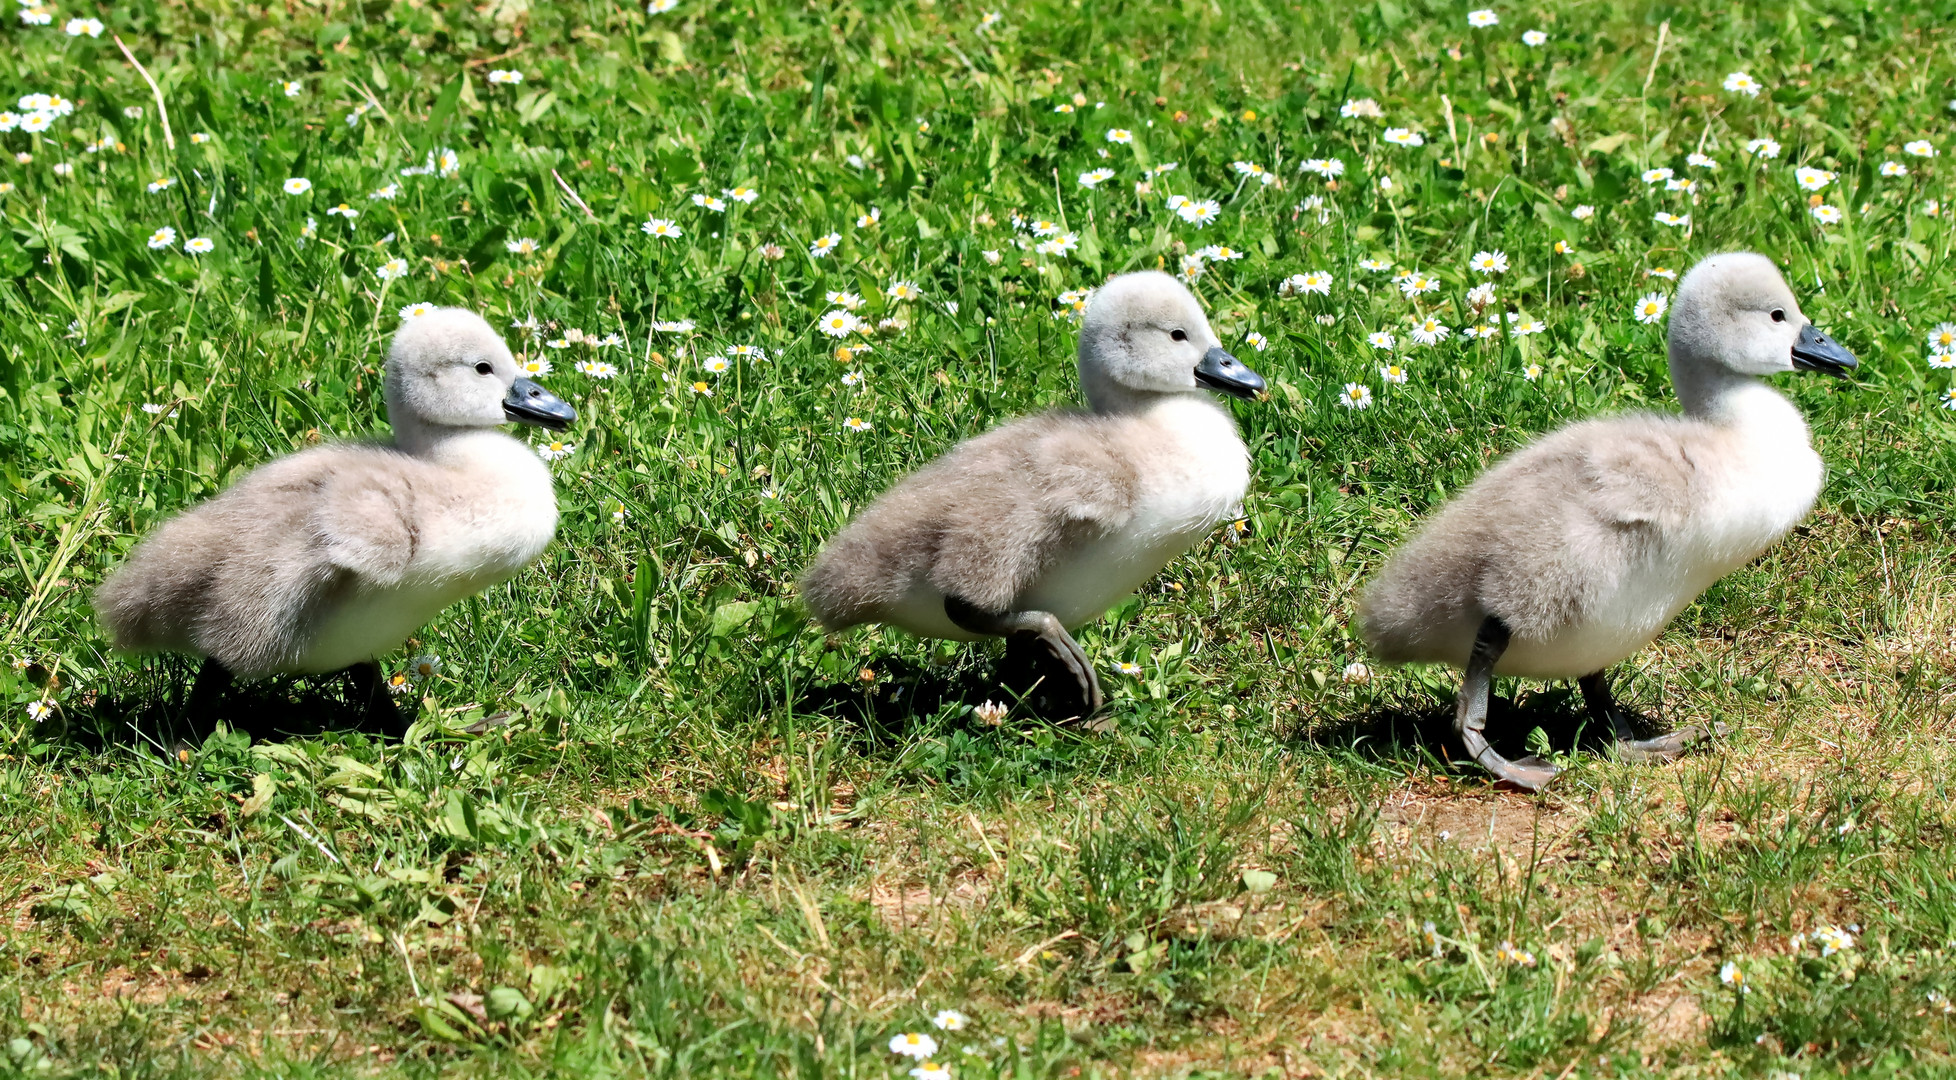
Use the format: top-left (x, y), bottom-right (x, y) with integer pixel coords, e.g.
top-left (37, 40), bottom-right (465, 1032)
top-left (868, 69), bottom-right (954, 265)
top-left (1796, 167), bottom-right (1835, 191)
top-left (1881, 161), bottom-right (1909, 177)
top-left (1521, 29), bottom-right (1547, 45)
top-left (1339, 382), bottom-right (1374, 409)
top-left (818, 310), bottom-right (865, 338)
top-left (1359, 257), bottom-right (1393, 272)
top-left (1382, 127), bottom-right (1424, 147)
top-left (1078, 167), bottom-right (1115, 188)
top-left (282, 177), bottom-right (312, 195)
top-left (487, 69), bottom-right (524, 85)
top-left (1035, 232), bottom-right (1079, 256)
top-left (25, 700), bottom-right (51, 721)
top-left (827, 290), bottom-right (864, 310)
top-left (519, 357), bottom-right (553, 377)
top-left (375, 257), bottom-right (409, 280)
top-left (147, 177), bottom-right (176, 193)
top-left (1928, 352), bottom-right (1956, 370)
top-left (537, 440), bottom-right (575, 461)
top-left (689, 381), bottom-right (712, 396)
top-left (1285, 270), bottom-right (1333, 295)
top-left (1523, 362), bottom-right (1543, 380)
top-left (1654, 211), bottom-right (1690, 228)
top-left (1811, 204), bottom-right (1842, 224)
top-left (184, 236), bottom-right (214, 254)
top-left (1571, 205), bottom-right (1595, 219)
top-left (1118, 661), bottom-right (1143, 676)
top-left (1176, 199), bottom-right (1222, 226)
top-left (1640, 167), bottom-right (1674, 184)
top-left (1466, 9), bottom-right (1498, 27)
top-left (691, 193), bottom-right (728, 212)
top-left (1340, 98), bottom-right (1384, 118)
top-left (147, 226), bottom-right (178, 249)
top-left (1633, 292), bottom-right (1668, 324)
top-left (1379, 362), bottom-right (1408, 383)
top-left (1464, 323), bottom-right (1500, 340)
top-left (1367, 331), bottom-right (1396, 349)
top-left (932, 1010), bottom-right (968, 1032)
top-left (282, 80), bottom-right (303, 98)
top-left (648, 0), bottom-right (677, 10)
top-left (702, 356), bottom-right (731, 374)
top-left (1666, 177), bottom-right (1698, 193)
top-left (1409, 317), bottom-right (1449, 345)
top-left (886, 280), bottom-right (922, 301)
top-left (809, 232), bottom-right (842, 257)
top-left (1469, 250), bottom-right (1508, 275)
top-left (506, 237), bottom-right (541, 255)
top-left (370, 183), bottom-right (400, 200)
top-left (1244, 331), bottom-right (1268, 351)
top-left (724, 185), bottom-right (759, 203)
top-left (1746, 138), bottom-right (1782, 159)
top-left (910, 1064), bottom-right (951, 1080)
top-left (1105, 128), bottom-right (1133, 143)
top-left (1906, 140), bottom-right (1938, 158)
top-left (1687, 152), bottom-right (1718, 170)
top-left (1944, 388), bottom-right (1956, 411)
top-left (642, 218), bottom-right (682, 238)
top-left (1926, 323), bottom-right (1956, 352)
top-left (842, 416), bottom-right (872, 432)
top-left (326, 203), bottom-right (358, 219)
top-left (398, 302), bottom-right (435, 319)
top-left (1507, 314), bottom-right (1546, 335)
top-left (1722, 72), bottom-right (1761, 96)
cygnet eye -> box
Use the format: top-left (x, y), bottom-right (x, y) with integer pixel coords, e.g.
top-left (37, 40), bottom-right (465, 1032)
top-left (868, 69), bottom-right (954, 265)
top-left (474, 361), bottom-right (495, 376)
top-left (1170, 328), bottom-right (1188, 342)
top-left (1770, 309), bottom-right (1786, 323)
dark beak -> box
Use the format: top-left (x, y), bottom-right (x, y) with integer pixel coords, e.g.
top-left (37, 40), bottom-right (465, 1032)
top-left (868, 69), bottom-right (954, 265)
top-left (1790, 322), bottom-right (1857, 378)
top-left (1193, 346), bottom-right (1266, 400)
top-left (503, 377), bottom-right (577, 430)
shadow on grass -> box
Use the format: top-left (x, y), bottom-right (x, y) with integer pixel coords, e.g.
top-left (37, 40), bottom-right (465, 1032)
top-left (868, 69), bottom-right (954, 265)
top-left (51, 657), bottom-right (408, 753)
top-left (1304, 684), bottom-right (1679, 776)
top-left (780, 639), bottom-right (1103, 739)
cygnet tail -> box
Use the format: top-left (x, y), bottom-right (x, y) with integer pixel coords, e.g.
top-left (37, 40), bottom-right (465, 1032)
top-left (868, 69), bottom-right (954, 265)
top-left (94, 560), bottom-right (199, 656)
top-left (798, 546), bottom-right (881, 632)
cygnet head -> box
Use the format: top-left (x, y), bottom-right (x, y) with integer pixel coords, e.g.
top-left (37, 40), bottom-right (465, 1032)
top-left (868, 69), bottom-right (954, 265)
top-left (384, 309), bottom-right (576, 445)
top-left (1668, 252), bottom-right (1858, 389)
top-left (1077, 271), bottom-right (1265, 413)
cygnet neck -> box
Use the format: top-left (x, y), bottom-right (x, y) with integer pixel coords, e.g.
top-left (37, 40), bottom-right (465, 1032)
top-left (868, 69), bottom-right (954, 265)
top-left (387, 407), bottom-right (490, 459)
top-left (1080, 371), bottom-right (1216, 417)
top-left (1669, 354), bottom-right (1805, 437)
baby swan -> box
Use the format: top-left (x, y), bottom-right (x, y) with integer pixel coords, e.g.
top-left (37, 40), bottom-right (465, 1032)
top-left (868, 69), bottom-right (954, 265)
top-left (1357, 252), bottom-right (1856, 789)
top-left (95, 309), bottom-right (576, 732)
top-left (801, 271), bottom-right (1265, 714)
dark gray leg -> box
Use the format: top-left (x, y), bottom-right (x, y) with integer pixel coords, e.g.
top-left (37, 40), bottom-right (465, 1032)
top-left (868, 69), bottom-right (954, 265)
top-left (1579, 673), bottom-right (1717, 763)
top-left (346, 661), bottom-right (408, 738)
top-left (1457, 616), bottom-right (1558, 791)
top-left (186, 656), bottom-right (233, 720)
top-left (945, 596), bottom-right (1103, 715)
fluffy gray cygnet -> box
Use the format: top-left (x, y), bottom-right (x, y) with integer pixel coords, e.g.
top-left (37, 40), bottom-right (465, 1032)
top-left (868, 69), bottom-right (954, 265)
top-left (1358, 252), bottom-right (1858, 789)
top-left (95, 308), bottom-right (577, 731)
top-left (801, 271), bottom-right (1266, 715)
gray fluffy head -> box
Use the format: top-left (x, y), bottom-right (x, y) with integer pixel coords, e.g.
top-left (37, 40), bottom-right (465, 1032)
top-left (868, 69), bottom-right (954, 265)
top-left (1077, 271), bottom-right (1224, 412)
top-left (1667, 251), bottom-right (1810, 379)
top-left (383, 309), bottom-right (520, 433)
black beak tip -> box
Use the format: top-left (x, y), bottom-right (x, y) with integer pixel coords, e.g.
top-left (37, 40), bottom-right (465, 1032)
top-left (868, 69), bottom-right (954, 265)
top-left (504, 377), bottom-right (579, 429)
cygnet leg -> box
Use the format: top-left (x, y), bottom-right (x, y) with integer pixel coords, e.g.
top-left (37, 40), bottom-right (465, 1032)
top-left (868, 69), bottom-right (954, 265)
top-left (1457, 616), bottom-right (1558, 791)
top-left (346, 661), bottom-right (409, 738)
top-left (1578, 673), bottom-right (1716, 763)
top-left (185, 656), bottom-right (234, 721)
top-left (945, 596), bottom-right (1103, 715)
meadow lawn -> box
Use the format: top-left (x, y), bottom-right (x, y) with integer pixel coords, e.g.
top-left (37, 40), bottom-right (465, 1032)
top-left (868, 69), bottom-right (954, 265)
top-left (5, 0), bottom-right (1956, 1075)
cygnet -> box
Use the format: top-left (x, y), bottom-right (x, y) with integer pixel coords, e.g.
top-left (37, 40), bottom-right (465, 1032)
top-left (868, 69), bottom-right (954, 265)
top-left (95, 308), bottom-right (577, 731)
top-left (1357, 251), bottom-right (1857, 789)
top-left (801, 271), bottom-right (1266, 714)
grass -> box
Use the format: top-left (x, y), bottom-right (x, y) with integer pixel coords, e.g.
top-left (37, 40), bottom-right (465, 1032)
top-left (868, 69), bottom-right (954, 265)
top-left (4, 0), bottom-right (1956, 1075)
